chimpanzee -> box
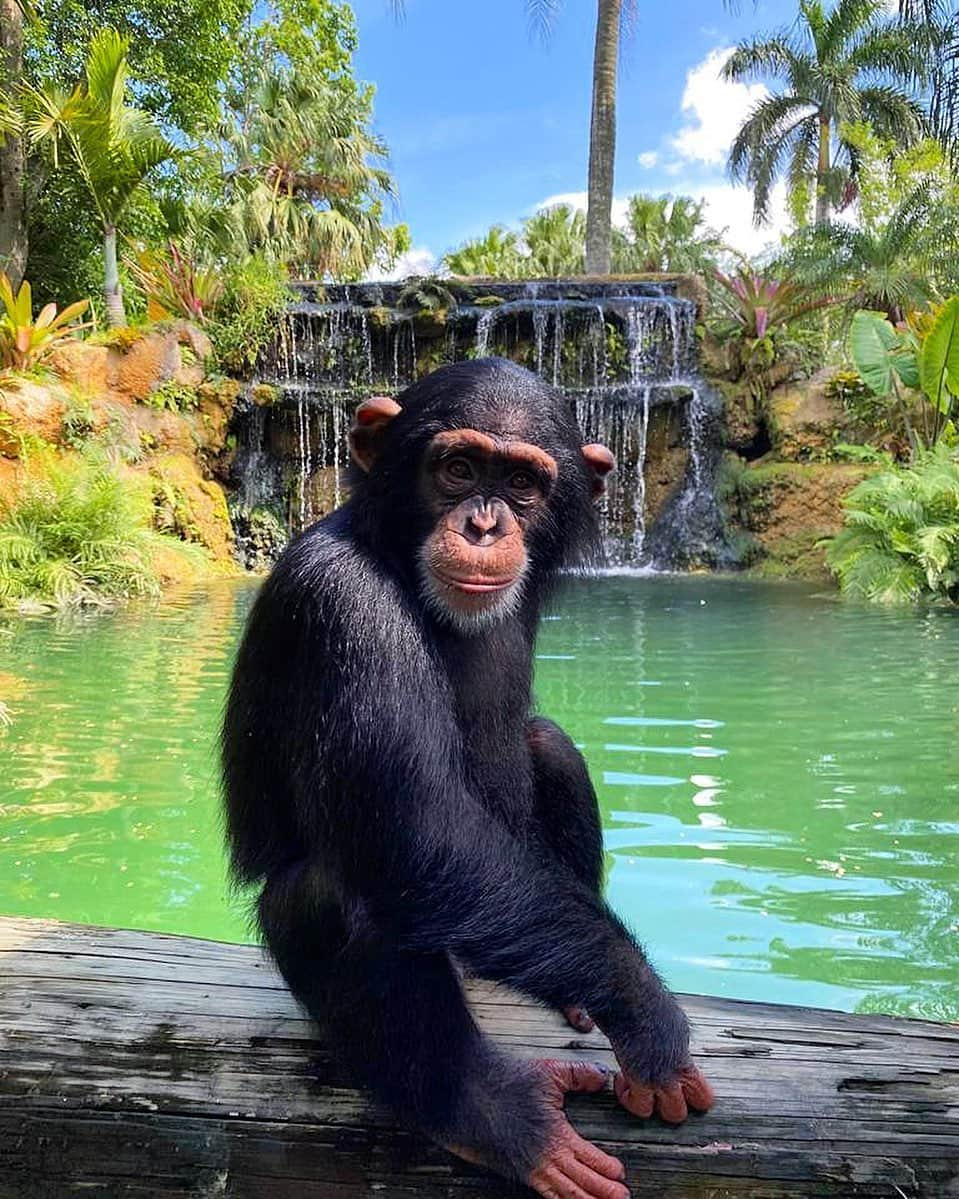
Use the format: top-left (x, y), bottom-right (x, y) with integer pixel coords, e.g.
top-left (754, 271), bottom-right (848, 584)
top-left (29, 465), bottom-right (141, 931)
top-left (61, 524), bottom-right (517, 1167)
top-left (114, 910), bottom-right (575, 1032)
top-left (222, 358), bottom-right (713, 1199)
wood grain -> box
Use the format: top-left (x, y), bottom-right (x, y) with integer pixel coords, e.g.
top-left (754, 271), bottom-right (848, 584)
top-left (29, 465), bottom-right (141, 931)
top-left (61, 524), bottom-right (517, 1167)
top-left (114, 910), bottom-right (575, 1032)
top-left (1, 917), bottom-right (957, 1198)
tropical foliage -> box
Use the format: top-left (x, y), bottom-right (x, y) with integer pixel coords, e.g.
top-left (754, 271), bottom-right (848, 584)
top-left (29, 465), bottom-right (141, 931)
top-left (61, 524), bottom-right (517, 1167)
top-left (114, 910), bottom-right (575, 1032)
top-left (445, 204), bottom-right (585, 278)
top-left (0, 449), bottom-right (206, 608)
top-left (215, 67), bottom-right (406, 280)
top-left (126, 243), bottom-right (223, 326)
top-left (15, 28), bottom-right (175, 325)
top-left (849, 298), bottom-right (959, 450)
top-left (445, 194), bottom-right (726, 280)
top-left (1, 0), bottom-right (402, 308)
top-left (725, 0), bottom-right (926, 224)
top-left (611, 195), bottom-right (726, 275)
top-left (826, 446), bottom-right (959, 601)
top-left (710, 266), bottom-right (835, 397)
top-left (0, 272), bottom-right (90, 371)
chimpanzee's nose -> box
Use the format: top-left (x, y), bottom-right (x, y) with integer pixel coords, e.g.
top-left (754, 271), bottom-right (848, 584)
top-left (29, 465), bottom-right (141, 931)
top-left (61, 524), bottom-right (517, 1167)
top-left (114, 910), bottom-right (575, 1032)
top-left (464, 502), bottom-right (502, 544)
top-left (469, 506), bottom-right (498, 535)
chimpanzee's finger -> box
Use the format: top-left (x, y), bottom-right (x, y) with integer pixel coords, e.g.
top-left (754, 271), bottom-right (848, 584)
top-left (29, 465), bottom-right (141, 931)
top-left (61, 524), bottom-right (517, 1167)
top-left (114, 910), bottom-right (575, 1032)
top-left (558, 1150), bottom-right (631, 1199)
top-left (613, 1072), bottom-right (655, 1118)
top-left (680, 1063), bottom-right (715, 1112)
top-left (654, 1080), bottom-right (688, 1124)
top-left (544, 1059), bottom-right (609, 1097)
top-left (566, 1126), bottom-right (627, 1182)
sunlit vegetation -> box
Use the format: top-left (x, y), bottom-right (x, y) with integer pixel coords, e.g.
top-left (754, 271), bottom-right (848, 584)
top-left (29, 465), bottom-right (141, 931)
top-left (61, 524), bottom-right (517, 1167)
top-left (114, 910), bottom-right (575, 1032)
top-left (0, 448), bottom-right (209, 609)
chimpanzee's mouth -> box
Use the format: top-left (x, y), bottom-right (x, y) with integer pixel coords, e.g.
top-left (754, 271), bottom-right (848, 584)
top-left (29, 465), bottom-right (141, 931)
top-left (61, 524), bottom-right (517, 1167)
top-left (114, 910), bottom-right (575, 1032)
top-left (431, 568), bottom-right (517, 594)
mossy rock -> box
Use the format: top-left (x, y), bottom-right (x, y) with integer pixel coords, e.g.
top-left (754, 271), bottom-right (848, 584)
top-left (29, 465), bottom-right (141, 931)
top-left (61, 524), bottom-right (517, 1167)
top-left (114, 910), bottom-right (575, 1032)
top-left (722, 459), bottom-right (873, 581)
top-left (147, 451), bottom-right (235, 565)
top-left (474, 295), bottom-right (504, 308)
top-left (250, 383), bottom-right (280, 407)
top-left (367, 306), bottom-right (393, 329)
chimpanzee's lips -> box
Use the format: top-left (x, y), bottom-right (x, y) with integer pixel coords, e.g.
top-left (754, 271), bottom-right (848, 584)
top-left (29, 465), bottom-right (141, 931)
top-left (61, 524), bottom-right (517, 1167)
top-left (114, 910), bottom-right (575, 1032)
top-left (431, 568), bottom-right (517, 593)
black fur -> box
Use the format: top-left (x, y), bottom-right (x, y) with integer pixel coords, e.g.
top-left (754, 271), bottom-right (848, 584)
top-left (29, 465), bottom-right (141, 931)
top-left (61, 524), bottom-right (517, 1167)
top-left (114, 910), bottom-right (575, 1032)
top-left (222, 359), bottom-right (690, 1180)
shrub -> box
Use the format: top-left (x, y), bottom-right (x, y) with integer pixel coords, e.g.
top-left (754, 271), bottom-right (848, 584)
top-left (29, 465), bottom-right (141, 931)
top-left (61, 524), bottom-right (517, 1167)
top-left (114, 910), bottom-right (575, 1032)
top-left (825, 447), bottom-right (959, 602)
top-left (144, 380), bottom-right (200, 413)
top-left (209, 255), bottom-right (292, 377)
top-left (0, 448), bottom-right (206, 609)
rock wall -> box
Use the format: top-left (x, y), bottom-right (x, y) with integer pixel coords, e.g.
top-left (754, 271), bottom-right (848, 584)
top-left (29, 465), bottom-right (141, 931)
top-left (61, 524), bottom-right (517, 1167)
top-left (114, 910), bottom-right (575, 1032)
top-left (0, 321), bottom-right (241, 587)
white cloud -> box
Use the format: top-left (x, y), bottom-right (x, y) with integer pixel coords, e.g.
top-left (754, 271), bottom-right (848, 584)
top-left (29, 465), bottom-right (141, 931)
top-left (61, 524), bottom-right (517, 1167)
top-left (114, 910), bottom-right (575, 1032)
top-left (694, 181), bottom-right (790, 258)
top-left (638, 151), bottom-right (659, 169)
top-left (672, 46), bottom-right (768, 166)
top-left (364, 245), bottom-right (437, 281)
top-left (534, 190), bottom-right (631, 226)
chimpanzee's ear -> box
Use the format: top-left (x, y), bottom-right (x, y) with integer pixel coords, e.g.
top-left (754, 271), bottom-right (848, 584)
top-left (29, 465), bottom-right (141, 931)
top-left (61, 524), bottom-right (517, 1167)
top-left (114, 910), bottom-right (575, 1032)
top-left (582, 443), bottom-right (615, 499)
top-left (349, 396), bottom-right (402, 472)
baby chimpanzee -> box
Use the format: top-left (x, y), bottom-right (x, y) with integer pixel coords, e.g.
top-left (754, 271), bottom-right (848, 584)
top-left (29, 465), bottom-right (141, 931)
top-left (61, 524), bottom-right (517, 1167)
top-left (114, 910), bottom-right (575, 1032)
top-left (223, 358), bottom-right (714, 1198)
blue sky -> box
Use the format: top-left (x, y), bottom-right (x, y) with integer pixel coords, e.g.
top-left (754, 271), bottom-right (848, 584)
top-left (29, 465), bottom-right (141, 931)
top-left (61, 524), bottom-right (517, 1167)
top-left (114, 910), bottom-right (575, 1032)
top-left (350, 0), bottom-right (801, 273)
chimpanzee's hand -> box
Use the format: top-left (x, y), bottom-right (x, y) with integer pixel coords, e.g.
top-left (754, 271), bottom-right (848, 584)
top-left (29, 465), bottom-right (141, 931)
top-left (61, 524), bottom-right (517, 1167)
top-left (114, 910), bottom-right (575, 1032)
top-left (613, 1062), bottom-right (714, 1124)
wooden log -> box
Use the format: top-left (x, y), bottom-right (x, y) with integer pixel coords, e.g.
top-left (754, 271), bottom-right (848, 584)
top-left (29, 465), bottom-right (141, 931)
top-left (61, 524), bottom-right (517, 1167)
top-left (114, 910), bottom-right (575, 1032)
top-left (0, 917), bottom-right (957, 1198)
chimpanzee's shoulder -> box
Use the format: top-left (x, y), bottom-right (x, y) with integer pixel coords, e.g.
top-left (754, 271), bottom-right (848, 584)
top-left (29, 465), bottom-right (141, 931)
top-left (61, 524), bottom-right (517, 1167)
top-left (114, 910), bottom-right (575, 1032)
top-left (264, 515), bottom-right (418, 644)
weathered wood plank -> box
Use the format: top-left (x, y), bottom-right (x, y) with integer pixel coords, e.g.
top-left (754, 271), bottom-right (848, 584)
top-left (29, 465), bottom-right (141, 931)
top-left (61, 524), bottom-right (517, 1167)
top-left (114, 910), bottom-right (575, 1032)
top-left (1, 917), bottom-right (957, 1198)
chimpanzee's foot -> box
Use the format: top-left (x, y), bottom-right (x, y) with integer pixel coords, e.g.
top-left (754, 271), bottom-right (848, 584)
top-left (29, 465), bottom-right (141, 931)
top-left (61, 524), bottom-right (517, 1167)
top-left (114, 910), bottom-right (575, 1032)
top-left (563, 1006), bottom-right (596, 1034)
top-left (449, 1059), bottom-right (629, 1199)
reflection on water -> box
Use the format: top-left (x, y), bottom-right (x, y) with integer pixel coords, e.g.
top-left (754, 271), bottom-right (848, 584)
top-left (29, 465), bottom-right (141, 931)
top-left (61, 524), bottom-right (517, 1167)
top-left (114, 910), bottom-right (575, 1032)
top-left (1, 575), bottom-right (957, 1020)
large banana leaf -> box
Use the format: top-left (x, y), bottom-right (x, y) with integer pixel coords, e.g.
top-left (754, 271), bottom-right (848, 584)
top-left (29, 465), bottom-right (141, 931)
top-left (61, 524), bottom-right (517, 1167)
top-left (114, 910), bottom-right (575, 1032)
top-left (919, 296), bottom-right (959, 414)
top-left (850, 310), bottom-right (901, 397)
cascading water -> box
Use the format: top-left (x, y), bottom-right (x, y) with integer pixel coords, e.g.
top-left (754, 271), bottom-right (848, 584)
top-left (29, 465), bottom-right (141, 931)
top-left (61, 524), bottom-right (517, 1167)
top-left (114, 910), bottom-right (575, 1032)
top-left (229, 279), bottom-right (732, 569)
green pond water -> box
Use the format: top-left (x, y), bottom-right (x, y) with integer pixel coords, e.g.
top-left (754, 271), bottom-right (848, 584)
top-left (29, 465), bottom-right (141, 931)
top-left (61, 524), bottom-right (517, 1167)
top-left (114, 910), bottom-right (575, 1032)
top-left (1, 575), bottom-right (957, 1020)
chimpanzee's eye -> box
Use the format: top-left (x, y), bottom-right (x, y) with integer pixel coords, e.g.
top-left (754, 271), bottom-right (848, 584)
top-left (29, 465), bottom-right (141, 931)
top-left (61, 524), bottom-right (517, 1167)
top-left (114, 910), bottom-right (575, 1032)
top-left (443, 457), bottom-right (475, 483)
top-left (509, 470), bottom-right (537, 493)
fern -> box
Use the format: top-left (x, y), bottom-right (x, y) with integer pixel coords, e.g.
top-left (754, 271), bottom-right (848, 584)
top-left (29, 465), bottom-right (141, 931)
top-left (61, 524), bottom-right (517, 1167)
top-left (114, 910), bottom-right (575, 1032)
top-left (826, 446), bottom-right (959, 602)
top-left (0, 448), bottom-right (210, 609)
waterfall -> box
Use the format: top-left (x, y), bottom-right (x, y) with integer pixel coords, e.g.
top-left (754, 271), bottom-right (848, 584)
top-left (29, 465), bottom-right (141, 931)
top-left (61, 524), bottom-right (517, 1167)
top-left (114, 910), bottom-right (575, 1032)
top-left (229, 279), bottom-right (731, 568)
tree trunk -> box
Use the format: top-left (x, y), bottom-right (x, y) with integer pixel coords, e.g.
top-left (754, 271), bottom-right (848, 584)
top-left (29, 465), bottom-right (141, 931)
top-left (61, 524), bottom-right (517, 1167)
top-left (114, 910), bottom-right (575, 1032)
top-left (103, 224), bottom-right (126, 327)
top-left (0, 0), bottom-right (27, 286)
top-left (815, 110), bottom-right (831, 225)
top-left (584, 0), bottom-right (621, 276)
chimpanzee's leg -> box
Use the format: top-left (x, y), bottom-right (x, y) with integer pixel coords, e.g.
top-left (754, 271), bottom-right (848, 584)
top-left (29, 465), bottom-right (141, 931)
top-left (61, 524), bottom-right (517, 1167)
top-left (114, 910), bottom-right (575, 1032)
top-left (526, 716), bottom-right (605, 1032)
top-left (257, 864), bottom-right (628, 1199)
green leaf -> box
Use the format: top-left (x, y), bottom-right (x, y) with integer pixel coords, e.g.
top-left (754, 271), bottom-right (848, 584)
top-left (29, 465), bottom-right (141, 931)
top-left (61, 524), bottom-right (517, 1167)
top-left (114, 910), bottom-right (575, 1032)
top-left (919, 296), bottom-right (959, 413)
top-left (850, 310), bottom-right (900, 397)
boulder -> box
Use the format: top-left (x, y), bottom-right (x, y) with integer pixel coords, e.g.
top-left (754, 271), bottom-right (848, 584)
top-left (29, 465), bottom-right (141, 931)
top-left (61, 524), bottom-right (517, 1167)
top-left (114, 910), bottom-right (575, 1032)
top-left (768, 369), bottom-right (845, 460)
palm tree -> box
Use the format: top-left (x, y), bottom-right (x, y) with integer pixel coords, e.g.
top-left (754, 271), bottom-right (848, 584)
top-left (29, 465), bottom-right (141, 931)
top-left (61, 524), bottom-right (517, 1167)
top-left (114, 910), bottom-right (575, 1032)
top-left (611, 194), bottom-right (726, 274)
top-left (444, 226), bottom-right (523, 277)
top-left (899, 0), bottom-right (959, 160)
top-left (786, 185), bottom-right (942, 320)
top-left (583, 0), bottom-right (623, 274)
top-left (0, 0), bottom-right (28, 285)
top-left (220, 68), bottom-right (399, 280)
top-left (393, 1), bottom-right (632, 276)
top-left (19, 28), bottom-right (174, 325)
top-left (522, 204), bottom-right (586, 276)
top-left (725, 0), bottom-right (926, 226)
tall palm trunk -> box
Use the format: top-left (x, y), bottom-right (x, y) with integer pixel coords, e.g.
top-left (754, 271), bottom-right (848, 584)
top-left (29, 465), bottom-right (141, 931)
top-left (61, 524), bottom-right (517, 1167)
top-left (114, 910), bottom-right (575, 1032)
top-left (815, 109), bottom-right (832, 225)
top-left (0, 0), bottom-right (27, 286)
top-left (103, 223), bottom-right (126, 327)
top-left (585, 0), bottom-right (621, 275)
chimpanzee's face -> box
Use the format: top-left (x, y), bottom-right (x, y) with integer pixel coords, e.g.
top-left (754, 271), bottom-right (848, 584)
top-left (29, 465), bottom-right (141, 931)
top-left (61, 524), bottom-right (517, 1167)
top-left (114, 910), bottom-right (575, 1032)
top-left (348, 384), bottom-right (614, 635)
top-left (416, 429), bottom-right (558, 631)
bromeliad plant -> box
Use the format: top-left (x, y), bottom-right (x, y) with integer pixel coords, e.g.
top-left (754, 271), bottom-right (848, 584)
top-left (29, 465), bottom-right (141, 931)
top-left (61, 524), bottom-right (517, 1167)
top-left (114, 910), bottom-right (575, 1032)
top-left (0, 273), bottom-right (90, 373)
top-left (126, 243), bottom-right (223, 326)
top-left (710, 267), bottom-right (834, 399)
